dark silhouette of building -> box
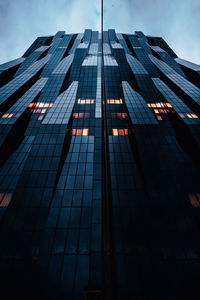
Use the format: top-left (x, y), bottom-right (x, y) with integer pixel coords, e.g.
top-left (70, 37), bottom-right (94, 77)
top-left (0, 29), bottom-right (200, 300)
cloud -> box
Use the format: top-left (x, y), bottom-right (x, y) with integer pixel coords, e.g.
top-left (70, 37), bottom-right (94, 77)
top-left (0, 0), bottom-right (199, 64)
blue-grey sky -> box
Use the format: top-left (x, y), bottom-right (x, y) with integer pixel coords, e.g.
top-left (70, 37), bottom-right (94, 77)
top-left (0, 0), bottom-right (199, 64)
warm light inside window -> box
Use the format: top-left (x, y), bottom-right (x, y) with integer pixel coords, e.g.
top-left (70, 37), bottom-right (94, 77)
top-left (28, 102), bottom-right (53, 108)
top-left (72, 128), bottom-right (89, 136)
top-left (2, 114), bottom-right (9, 118)
top-left (83, 128), bottom-right (89, 136)
top-left (77, 99), bottom-right (95, 104)
top-left (38, 115), bottom-right (44, 120)
top-left (32, 108), bottom-right (47, 114)
top-left (73, 113), bottom-right (90, 118)
top-left (2, 113), bottom-right (13, 119)
top-left (187, 114), bottom-right (192, 119)
top-left (111, 113), bottom-right (128, 118)
top-left (156, 115), bottom-right (162, 120)
top-left (179, 113), bottom-right (198, 119)
top-left (107, 99), bottom-right (123, 104)
top-left (191, 114), bottom-right (198, 119)
top-left (148, 102), bottom-right (172, 108)
top-left (166, 103), bottom-right (172, 108)
top-left (112, 128), bottom-right (128, 136)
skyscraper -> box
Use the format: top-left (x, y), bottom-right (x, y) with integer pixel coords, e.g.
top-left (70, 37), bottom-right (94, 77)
top-left (0, 29), bottom-right (199, 300)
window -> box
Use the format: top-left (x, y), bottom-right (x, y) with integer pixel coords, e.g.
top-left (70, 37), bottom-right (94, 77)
top-left (111, 113), bottom-right (128, 118)
top-left (72, 129), bottom-right (89, 136)
top-left (112, 129), bottom-right (128, 136)
top-left (73, 113), bottom-right (90, 118)
top-left (77, 99), bottom-right (95, 104)
top-left (107, 99), bottom-right (123, 104)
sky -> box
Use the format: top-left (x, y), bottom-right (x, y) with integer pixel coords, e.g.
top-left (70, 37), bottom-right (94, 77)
top-left (0, 0), bottom-right (199, 64)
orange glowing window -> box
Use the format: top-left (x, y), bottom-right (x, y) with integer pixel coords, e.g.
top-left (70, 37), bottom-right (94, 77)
top-left (77, 129), bottom-right (82, 136)
top-left (189, 193), bottom-right (200, 207)
top-left (160, 109), bottom-right (167, 114)
top-left (83, 128), bottom-right (89, 136)
top-left (112, 129), bottom-right (128, 136)
top-left (118, 129), bottom-right (124, 136)
top-left (191, 114), bottom-right (198, 119)
top-left (112, 129), bottom-right (118, 136)
top-left (29, 102), bottom-right (53, 108)
top-left (166, 103), bottom-right (172, 108)
top-left (2, 114), bottom-right (9, 118)
top-left (154, 109), bottom-right (159, 114)
top-left (38, 115), bottom-right (44, 121)
top-left (156, 115), bottom-right (162, 120)
top-left (73, 113), bottom-right (90, 118)
top-left (107, 99), bottom-right (123, 104)
top-left (148, 102), bottom-right (171, 108)
top-left (77, 99), bottom-right (94, 104)
top-left (72, 128), bottom-right (89, 136)
top-left (41, 109), bottom-right (46, 114)
top-left (187, 114), bottom-right (192, 119)
top-left (7, 114), bottom-right (13, 118)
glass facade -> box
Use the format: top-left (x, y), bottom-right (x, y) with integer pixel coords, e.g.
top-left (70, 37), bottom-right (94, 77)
top-left (0, 29), bottom-right (200, 300)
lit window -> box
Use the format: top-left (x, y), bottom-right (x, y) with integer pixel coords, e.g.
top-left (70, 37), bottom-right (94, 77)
top-left (186, 113), bottom-right (198, 119)
top-left (191, 114), bottom-right (198, 119)
top-left (154, 109), bottom-right (159, 114)
top-left (2, 114), bottom-right (9, 118)
top-left (38, 115), bottom-right (44, 121)
top-left (28, 102), bottom-right (53, 108)
top-left (77, 99), bottom-right (95, 104)
top-left (111, 113), bottom-right (128, 118)
top-left (156, 115), bottom-right (162, 120)
top-left (179, 113), bottom-right (185, 118)
top-left (112, 129), bottom-right (128, 136)
top-left (187, 114), bottom-right (192, 119)
top-left (72, 128), bottom-right (89, 136)
top-left (83, 128), bottom-right (89, 136)
top-left (73, 113), bottom-right (90, 118)
top-left (107, 99), bottom-right (123, 104)
top-left (148, 102), bottom-right (172, 109)
top-left (33, 109), bottom-right (41, 113)
top-left (112, 128), bottom-right (118, 136)
top-left (166, 103), bottom-right (172, 108)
